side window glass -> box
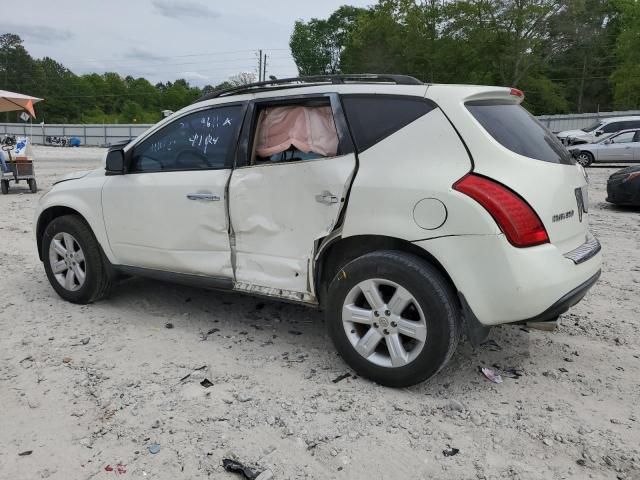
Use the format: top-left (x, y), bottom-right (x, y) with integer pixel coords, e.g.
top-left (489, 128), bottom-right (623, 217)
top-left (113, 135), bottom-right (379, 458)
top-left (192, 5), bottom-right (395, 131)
top-left (342, 95), bottom-right (436, 152)
top-left (612, 131), bottom-right (635, 143)
top-left (131, 105), bottom-right (243, 172)
top-left (602, 122), bottom-right (621, 133)
top-left (252, 102), bottom-right (339, 165)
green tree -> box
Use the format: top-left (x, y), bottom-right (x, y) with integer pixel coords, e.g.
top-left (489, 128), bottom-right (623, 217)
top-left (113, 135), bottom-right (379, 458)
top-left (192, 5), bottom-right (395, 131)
top-left (290, 6), bottom-right (366, 75)
top-left (610, 0), bottom-right (640, 108)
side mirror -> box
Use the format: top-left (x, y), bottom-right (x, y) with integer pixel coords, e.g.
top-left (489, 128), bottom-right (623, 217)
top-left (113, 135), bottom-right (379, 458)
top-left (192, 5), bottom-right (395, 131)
top-left (604, 139), bottom-right (612, 145)
top-left (105, 149), bottom-right (125, 175)
top-left (595, 130), bottom-right (604, 137)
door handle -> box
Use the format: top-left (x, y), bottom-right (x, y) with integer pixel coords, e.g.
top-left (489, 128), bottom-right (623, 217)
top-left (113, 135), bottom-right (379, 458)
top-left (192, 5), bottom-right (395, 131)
top-left (315, 190), bottom-right (339, 205)
top-left (187, 193), bottom-right (220, 202)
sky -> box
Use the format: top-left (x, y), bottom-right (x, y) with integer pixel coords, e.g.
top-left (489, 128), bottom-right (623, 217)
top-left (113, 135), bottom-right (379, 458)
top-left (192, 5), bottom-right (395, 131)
top-left (7, 0), bottom-right (372, 86)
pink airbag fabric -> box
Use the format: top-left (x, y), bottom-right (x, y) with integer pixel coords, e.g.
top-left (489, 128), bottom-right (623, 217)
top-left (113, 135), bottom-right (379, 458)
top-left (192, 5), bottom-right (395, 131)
top-left (255, 106), bottom-right (338, 157)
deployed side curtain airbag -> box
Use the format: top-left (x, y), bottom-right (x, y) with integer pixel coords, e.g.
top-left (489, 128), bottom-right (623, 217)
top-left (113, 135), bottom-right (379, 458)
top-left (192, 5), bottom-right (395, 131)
top-left (255, 106), bottom-right (338, 157)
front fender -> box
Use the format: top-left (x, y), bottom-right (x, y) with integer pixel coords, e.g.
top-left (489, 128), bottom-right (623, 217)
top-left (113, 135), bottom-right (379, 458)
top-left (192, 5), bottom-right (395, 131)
top-left (35, 176), bottom-right (115, 263)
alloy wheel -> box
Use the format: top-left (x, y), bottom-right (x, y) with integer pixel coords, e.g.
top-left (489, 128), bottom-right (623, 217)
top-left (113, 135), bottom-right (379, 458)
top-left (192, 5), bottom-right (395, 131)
top-left (49, 232), bottom-right (86, 291)
top-left (342, 278), bottom-right (427, 368)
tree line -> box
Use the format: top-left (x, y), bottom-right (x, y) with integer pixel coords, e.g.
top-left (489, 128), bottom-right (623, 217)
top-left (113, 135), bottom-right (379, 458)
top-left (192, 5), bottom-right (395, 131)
top-left (290, 0), bottom-right (640, 115)
top-left (2, 0), bottom-right (640, 123)
top-left (0, 33), bottom-right (244, 124)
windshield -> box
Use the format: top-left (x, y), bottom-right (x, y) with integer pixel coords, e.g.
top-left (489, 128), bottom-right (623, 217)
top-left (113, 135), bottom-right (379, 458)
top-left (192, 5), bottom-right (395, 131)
top-left (581, 121), bottom-right (603, 133)
top-left (466, 102), bottom-right (574, 165)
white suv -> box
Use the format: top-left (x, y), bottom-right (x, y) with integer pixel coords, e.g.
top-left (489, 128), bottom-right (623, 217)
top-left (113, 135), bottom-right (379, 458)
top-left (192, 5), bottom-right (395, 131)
top-left (35, 75), bottom-right (602, 387)
top-left (557, 115), bottom-right (640, 145)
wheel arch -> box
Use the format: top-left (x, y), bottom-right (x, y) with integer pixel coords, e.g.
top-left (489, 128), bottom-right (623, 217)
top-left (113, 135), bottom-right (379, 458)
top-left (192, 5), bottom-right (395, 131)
top-left (315, 234), bottom-right (459, 307)
top-left (36, 206), bottom-right (92, 261)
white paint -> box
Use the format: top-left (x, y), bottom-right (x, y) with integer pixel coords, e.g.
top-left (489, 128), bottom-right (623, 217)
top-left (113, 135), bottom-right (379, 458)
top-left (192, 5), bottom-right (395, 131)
top-left (413, 198), bottom-right (447, 230)
top-left (229, 154), bottom-right (355, 294)
top-left (101, 169), bottom-right (233, 277)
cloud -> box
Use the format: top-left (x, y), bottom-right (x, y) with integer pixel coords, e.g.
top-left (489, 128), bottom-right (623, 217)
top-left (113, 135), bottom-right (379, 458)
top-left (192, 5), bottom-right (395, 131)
top-left (123, 47), bottom-right (167, 62)
top-left (3, 24), bottom-right (72, 44)
top-left (180, 71), bottom-right (209, 81)
top-left (151, 0), bottom-right (221, 19)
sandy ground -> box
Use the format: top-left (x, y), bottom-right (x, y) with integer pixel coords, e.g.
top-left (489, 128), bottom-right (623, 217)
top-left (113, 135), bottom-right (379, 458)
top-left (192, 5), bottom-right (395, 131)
top-left (0, 146), bottom-right (639, 480)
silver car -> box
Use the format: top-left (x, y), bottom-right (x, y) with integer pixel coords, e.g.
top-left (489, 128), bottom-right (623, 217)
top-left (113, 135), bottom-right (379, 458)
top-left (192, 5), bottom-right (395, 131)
top-left (570, 129), bottom-right (640, 166)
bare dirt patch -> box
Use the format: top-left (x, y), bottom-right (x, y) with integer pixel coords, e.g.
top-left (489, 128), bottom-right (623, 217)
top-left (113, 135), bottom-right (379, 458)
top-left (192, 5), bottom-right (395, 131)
top-left (1, 147), bottom-right (638, 479)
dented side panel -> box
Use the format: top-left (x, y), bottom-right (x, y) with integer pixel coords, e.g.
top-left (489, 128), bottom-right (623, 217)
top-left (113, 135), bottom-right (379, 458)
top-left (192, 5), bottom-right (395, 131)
top-left (229, 155), bottom-right (356, 295)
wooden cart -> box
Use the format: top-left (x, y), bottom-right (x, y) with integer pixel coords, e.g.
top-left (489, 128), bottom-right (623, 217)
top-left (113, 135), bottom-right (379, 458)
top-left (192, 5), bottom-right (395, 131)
top-left (1, 142), bottom-right (37, 194)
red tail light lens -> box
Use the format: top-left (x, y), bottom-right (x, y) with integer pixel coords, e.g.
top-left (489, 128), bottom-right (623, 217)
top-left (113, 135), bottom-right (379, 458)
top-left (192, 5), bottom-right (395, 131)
top-left (453, 173), bottom-right (549, 247)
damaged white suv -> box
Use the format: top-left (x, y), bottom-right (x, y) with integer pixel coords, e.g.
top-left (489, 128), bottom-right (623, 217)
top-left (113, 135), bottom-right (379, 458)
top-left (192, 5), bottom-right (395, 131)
top-left (35, 75), bottom-right (601, 387)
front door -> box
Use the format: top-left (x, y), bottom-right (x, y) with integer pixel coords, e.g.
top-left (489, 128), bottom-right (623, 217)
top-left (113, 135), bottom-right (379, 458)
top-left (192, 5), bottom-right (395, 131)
top-left (228, 95), bottom-right (356, 299)
top-left (601, 131), bottom-right (637, 162)
top-left (102, 103), bottom-right (245, 278)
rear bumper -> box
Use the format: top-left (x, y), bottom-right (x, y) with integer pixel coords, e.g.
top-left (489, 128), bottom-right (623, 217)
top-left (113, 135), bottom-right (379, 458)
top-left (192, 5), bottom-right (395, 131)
top-left (514, 270), bottom-right (600, 324)
top-left (414, 232), bottom-right (602, 326)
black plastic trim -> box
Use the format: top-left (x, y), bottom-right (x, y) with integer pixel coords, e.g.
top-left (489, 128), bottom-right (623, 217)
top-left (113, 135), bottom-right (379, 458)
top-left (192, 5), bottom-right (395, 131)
top-left (114, 265), bottom-right (233, 291)
top-left (195, 74), bottom-right (423, 102)
top-left (513, 270), bottom-right (601, 324)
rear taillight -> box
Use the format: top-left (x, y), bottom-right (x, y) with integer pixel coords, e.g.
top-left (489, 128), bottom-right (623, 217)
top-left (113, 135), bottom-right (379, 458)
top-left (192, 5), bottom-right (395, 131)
top-left (453, 173), bottom-right (549, 248)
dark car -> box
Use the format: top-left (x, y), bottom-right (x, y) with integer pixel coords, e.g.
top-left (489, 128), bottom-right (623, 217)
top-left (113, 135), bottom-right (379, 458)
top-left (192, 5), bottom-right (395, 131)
top-left (607, 166), bottom-right (640, 206)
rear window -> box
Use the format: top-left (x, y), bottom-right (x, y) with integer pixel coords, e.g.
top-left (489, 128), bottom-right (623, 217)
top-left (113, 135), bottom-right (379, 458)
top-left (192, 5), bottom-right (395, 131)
top-left (342, 95), bottom-right (436, 152)
top-left (466, 102), bottom-right (573, 165)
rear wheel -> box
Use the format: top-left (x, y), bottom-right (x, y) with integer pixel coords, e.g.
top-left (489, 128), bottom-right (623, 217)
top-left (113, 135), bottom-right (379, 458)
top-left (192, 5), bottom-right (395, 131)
top-left (28, 178), bottom-right (37, 193)
top-left (326, 251), bottom-right (461, 387)
top-left (576, 151), bottom-right (593, 167)
top-left (42, 215), bottom-right (112, 304)
top-left (1, 180), bottom-right (8, 194)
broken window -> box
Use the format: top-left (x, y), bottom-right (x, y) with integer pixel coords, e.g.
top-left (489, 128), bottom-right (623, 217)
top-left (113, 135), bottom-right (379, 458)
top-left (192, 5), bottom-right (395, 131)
top-left (252, 104), bottom-right (339, 164)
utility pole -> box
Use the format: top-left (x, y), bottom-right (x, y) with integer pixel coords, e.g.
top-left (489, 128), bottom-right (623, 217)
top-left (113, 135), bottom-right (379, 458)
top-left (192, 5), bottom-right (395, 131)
top-left (258, 49), bottom-right (263, 82)
top-left (263, 53), bottom-right (267, 83)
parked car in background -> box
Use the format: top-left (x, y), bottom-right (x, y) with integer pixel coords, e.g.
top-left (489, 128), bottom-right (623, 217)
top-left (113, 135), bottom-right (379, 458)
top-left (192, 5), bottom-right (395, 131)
top-left (569, 129), bottom-right (640, 166)
top-left (34, 75), bottom-right (601, 387)
top-left (607, 166), bottom-right (640, 206)
top-left (557, 116), bottom-right (640, 146)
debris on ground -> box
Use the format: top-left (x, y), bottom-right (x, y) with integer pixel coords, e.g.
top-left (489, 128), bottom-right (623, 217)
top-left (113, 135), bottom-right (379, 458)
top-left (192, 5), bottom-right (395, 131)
top-left (495, 366), bottom-right (524, 379)
top-left (105, 464), bottom-right (127, 474)
top-left (18, 450), bottom-right (32, 456)
top-left (165, 322), bottom-right (174, 329)
top-left (200, 328), bottom-right (220, 341)
top-left (332, 373), bottom-right (353, 384)
top-left (443, 447), bottom-right (460, 457)
top-left (222, 458), bottom-right (262, 479)
top-left (200, 378), bottom-right (213, 388)
top-left (480, 367), bottom-right (503, 384)
top-left (148, 443), bottom-right (160, 454)
top-left (288, 330), bottom-right (303, 336)
top-left (480, 339), bottom-right (502, 351)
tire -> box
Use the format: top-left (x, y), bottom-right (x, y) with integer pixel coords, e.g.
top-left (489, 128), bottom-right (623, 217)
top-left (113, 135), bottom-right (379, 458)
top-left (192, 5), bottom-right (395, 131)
top-left (325, 251), bottom-right (461, 388)
top-left (1, 180), bottom-right (8, 194)
top-left (28, 178), bottom-right (37, 193)
top-left (576, 151), bottom-right (593, 167)
top-left (42, 215), bottom-right (112, 304)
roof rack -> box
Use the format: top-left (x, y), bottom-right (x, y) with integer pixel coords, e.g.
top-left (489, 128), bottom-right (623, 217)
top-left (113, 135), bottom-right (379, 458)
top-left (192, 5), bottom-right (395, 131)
top-left (195, 74), bottom-right (423, 103)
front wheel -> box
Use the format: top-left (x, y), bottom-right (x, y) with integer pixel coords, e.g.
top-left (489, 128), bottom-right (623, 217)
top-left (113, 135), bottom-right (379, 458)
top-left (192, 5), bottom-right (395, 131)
top-left (576, 151), bottom-right (594, 167)
top-left (42, 215), bottom-right (112, 304)
top-left (325, 251), bottom-right (461, 388)
top-left (28, 178), bottom-right (37, 193)
top-left (1, 180), bottom-right (8, 194)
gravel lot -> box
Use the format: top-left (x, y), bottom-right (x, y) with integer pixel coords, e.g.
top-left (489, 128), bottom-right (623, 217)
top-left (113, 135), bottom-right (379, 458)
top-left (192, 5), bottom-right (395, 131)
top-left (1, 146), bottom-right (639, 480)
